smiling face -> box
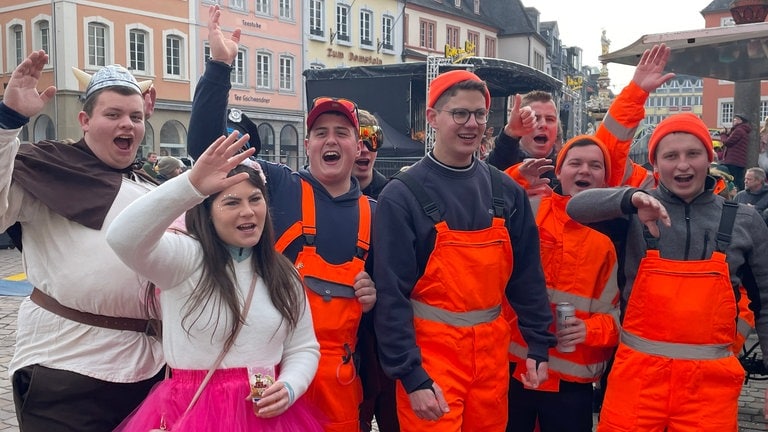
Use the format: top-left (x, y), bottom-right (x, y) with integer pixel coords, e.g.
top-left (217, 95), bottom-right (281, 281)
top-left (210, 179), bottom-right (267, 248)
top-left (519, 100), bottom-right (559, 158)
top-left (353, 144), bottom-right (378, 189)
top-left (654, 132), bottom-right (710, 203)
top-left (557, 144), bottom-right (607, 196)
top-left (428, 89), bottom-right (487, 167)
top-left (79, 89), bottom-right (145, 169)
top-left (304, 112), bottom-right (362, 196)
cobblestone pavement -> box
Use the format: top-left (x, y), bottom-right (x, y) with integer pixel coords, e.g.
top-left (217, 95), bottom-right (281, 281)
top-left (0, 248), bottom-right (766, 431)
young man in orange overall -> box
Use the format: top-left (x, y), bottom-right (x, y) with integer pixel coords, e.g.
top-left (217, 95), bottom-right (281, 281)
top-left (567, 113), bottom-right (768, 431)
top-left (186, 7), bottom-right (376, 431)
top-left (504, 135), bottom-right (621, 432)
top-left (373, 69), bottom-right (556, 431)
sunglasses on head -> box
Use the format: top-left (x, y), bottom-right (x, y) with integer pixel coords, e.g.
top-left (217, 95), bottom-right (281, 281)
top-left (360, 125), bottom-right (383, 152)
top-left (311, 97), bottom-right (359, 121)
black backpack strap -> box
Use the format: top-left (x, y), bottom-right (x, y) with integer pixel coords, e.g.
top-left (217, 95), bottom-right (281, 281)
top-left (391, 171), bottom-right (442, 223)
top-left (642, 225), bottom-right (659, 251)
top-left (716, 201), bottom-right (739, 252)
top-left (488, 165), bottom-right (505, 219)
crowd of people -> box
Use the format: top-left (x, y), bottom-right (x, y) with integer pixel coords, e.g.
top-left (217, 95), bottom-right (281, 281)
top-left (1, 5), bottom-right (768, 432)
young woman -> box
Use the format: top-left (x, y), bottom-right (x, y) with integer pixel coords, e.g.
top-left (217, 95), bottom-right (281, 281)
top-left (107, 133), bottom-right (322, 431)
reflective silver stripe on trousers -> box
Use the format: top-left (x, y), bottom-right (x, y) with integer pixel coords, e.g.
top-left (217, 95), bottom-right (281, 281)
top-left (411, 300), bottom-right (500, 327)
top-left (621, 330), bottom-right (732, 360)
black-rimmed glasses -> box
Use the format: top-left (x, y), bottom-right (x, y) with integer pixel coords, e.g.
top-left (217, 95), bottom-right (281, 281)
top-left (436, 108), bottom-right (490, 125)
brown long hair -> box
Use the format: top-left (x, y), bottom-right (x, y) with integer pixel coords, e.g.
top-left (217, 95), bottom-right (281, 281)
top-left (146, 165), bottom-right (303, 350)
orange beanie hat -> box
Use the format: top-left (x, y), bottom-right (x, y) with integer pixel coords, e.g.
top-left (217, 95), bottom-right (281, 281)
top-left (555, 135), bottom-right (612, 183)
top-left (647, 113), bottom-right (713, 165)
top-left (428, 70), bottom-right (490, 109)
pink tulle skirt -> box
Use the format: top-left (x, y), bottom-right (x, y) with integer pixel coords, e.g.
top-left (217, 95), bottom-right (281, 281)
top-left (115, 368), bottom-right (324, 432)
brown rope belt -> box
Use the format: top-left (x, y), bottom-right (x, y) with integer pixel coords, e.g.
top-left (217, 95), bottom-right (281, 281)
top-left (30, 287), bottom-right (159, 337)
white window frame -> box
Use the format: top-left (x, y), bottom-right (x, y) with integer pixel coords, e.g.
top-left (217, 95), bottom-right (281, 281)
top-left (231, 0), bottom-right (247, 11)
top-left (6, 19), bottom-right (25, 71)
top-left (336, 4), bottom-right (351, 44)
top-left (256, 52), bottom-right (272, 89)
top-left (309, 0), bottom-right (325, 40)
top-left (381, 14), bottom-right (394, 52)
top-left (360, 9), bottom-right (373, 48)
top-left (232, 49), bottom-right (246, 86)
top-left (126, 24), bottom-right (154, 76)
top-left (718, 98), bottom-right (734, 127)
top-left (279, 0), bottom-right (294, 20)
top-left (162, 29), bottom-right (188, 80)
top-left (32, 15), bottom-right (52, 67)
top-left (83, 17), bottom-right (114, 69)
top-left (255, 0), bottom-right (269, 15)
top-left (279, 54), bottom-right (294, 92)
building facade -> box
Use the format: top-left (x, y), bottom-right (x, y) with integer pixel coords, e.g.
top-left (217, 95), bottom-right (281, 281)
top-left (1, 0), bottom-right (601, 168)
top-left (200, 0), bottom-right (306, 168)
top-left (304, 0), bottom-right (403, 70)
top-left (644, 75), bottom-right (704, 124)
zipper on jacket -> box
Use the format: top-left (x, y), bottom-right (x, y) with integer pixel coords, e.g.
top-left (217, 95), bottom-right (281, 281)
top-left (684, 204), bottom-right (692, 260)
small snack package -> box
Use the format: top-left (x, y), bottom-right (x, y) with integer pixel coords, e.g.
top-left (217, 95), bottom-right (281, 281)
top-left (247, 366), bottom-right (275, 414)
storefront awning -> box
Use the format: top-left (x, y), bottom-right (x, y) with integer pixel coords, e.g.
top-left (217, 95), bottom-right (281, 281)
top-left (599, 22), bottom-right (768, 82)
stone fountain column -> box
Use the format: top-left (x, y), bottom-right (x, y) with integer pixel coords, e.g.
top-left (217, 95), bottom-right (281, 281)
top-left (730, 0), bottom-right (768, 169)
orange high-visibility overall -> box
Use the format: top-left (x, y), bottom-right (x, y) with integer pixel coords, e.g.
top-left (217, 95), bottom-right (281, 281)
top-left (732, 284), bottom-right (755, 354)
top-left (597, 247), bottom-right (744, 432)
top-left (276, 180), bottom-right (370, 432)
top-left (394, 170), bottom-right (513, 432)
top-left (507, 193), bottom-right (620, 392)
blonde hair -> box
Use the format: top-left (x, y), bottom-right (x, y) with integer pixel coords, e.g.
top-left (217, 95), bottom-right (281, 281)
top-left (358, 109), bottom-right (378, 127)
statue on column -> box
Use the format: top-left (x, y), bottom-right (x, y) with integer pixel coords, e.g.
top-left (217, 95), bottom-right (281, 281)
top-left (601, 29), bottom-right (610, 55)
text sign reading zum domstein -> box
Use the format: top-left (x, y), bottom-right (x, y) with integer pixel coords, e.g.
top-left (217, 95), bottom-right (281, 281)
top-left (326, 48), bottom-right (383, 65)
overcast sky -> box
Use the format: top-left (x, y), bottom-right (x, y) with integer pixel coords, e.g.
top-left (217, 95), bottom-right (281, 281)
top-left (529, 0), bottom-right (713, 91)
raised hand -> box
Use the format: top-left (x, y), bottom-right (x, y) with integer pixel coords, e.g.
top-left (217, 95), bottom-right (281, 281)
top-left (632, 43), bottom-right (676, 94)
top-left (503, 94), bottom-right (537, 138)
top-left (4, 50), bottom-right (56, 118)
top-left (208, 5), bottom-right (241, 65)
top-left (187, 131), bottom-right (255, 196)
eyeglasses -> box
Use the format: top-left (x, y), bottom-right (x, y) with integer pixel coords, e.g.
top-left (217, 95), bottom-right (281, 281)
top-left (359, 125), bottom-right (383, 152)
top-left (311, 97), bottom-right (359, 124)
top-left (437, 108), bottom-right (490, 125)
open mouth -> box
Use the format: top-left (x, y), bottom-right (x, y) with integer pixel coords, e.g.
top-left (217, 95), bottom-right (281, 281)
top-left (238, 223), bottom-right (256, 232)
top-left (533, 134), bottom-right (549, 144)
top-left (674, 174), bottom-right (694, 184)
top-left (355, 158), bottom-right (370, 167)
top-left (322, 151), bottom-right (341, 162)
top-left (574, 180), bottom-right (591, 188)
top-left (114, 136), bottom-right (132, 150)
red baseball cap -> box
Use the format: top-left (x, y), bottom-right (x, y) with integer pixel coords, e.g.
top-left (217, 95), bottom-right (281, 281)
top-left (307, 97), bottom-right (360, 132)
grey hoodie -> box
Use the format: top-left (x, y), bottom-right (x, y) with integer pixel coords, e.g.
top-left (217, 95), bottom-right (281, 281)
top-left (566, 178), bottom-right (768, 364)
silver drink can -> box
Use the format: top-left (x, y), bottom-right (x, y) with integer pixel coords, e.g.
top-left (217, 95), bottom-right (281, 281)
top-left (556, 302), bottom-right (576, 353)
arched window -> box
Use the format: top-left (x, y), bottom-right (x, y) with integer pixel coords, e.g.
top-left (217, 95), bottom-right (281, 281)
top-left (140, 122), bottom-right (155, 159)
top-left (258, 123), bottom-right (275, 155)
top-left (33, 115), bottom-right (55, 142)
top-left (159, 120), bottom-right (187, 157)
top-left (280, 125), bottom-right (299, 170)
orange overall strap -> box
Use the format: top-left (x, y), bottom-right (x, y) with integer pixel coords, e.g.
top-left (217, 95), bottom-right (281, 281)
top-left (275, 179), bottom-right (317, 253)
top-left (356, 194), bottom-right (371, 259)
